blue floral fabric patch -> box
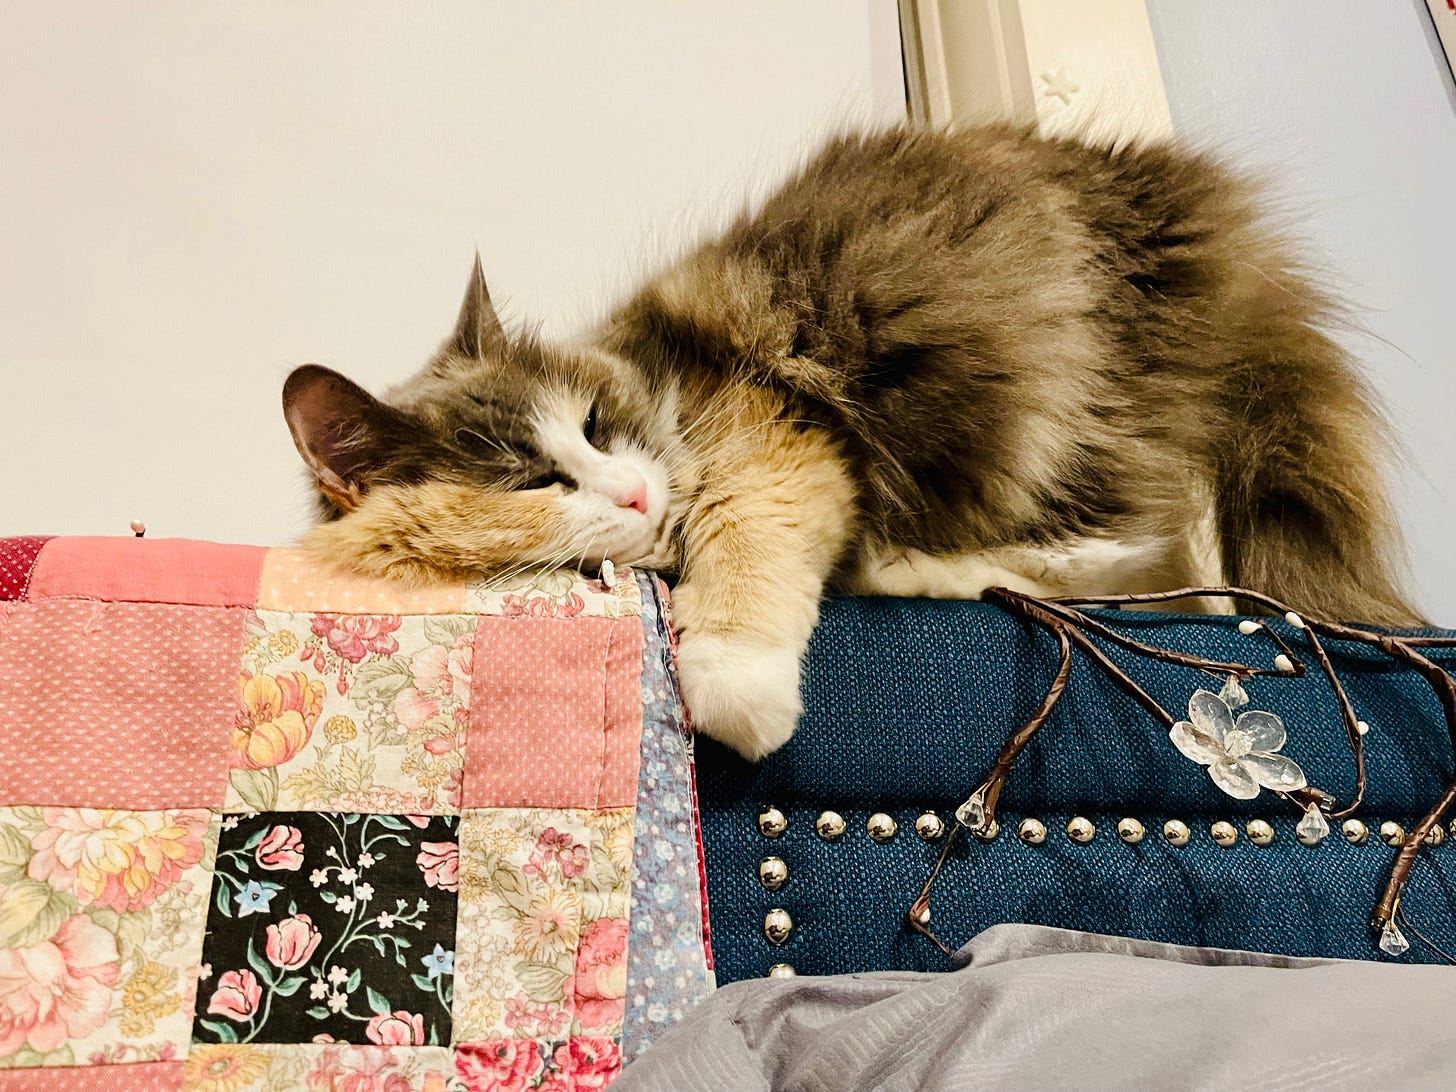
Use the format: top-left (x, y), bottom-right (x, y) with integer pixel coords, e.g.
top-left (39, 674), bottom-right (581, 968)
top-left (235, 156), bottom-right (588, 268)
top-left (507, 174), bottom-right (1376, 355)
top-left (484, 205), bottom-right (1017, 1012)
top-left (621, 577), bottom-right (715, 1063)
top-left (193, 811), bottom-right (459, 1045)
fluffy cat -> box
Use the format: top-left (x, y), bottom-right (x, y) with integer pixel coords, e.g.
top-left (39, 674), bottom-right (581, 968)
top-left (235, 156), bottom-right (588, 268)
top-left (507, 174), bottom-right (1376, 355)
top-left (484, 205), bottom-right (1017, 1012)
top-left (283, 125), bottom-right (1422, 760)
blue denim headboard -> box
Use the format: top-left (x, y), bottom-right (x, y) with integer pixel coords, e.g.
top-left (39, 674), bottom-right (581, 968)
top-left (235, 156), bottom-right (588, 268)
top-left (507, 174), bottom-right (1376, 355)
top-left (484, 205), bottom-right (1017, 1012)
top-left (696, 596), bottom-right (1456, 983)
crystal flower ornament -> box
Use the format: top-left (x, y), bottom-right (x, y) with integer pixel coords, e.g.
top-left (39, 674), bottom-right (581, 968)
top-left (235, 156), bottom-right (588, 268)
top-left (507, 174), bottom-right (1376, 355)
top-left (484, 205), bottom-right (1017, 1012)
top-left (1169, 688), bottom-right (1307, 800)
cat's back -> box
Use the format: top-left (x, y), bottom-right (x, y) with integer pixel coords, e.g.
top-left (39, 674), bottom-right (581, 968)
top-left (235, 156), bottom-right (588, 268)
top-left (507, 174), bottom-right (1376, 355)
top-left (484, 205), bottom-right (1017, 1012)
top-left (619, 124), bottom-right (1261, 395)
top-left (722, 124), bottom-right (1255, 295)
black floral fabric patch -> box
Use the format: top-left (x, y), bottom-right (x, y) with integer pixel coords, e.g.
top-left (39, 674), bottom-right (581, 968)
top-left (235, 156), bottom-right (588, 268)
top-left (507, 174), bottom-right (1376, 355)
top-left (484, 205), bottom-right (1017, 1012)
top-left (192, 811), bottom-right (460, 1045)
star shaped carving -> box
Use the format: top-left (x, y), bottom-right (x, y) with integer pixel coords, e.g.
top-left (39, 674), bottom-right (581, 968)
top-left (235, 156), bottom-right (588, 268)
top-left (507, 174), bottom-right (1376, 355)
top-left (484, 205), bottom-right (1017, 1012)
top-left (1040, 67), bottom-right (1080, 106)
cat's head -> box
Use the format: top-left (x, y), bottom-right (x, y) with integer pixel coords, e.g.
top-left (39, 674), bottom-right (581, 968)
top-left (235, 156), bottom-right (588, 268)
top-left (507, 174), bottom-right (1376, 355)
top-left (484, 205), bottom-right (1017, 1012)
top-left (282, 256), bottom-right (682, 584)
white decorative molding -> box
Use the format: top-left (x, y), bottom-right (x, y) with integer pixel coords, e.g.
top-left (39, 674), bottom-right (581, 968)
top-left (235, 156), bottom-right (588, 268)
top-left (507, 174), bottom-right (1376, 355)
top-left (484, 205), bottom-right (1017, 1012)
top-left (899, 0), bottom-right (1173, 143)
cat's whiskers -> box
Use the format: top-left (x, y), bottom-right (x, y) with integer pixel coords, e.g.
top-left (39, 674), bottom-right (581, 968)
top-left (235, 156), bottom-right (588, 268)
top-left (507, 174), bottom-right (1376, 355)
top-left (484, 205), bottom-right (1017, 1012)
top-left (478, 540), bottom-right (583, 592)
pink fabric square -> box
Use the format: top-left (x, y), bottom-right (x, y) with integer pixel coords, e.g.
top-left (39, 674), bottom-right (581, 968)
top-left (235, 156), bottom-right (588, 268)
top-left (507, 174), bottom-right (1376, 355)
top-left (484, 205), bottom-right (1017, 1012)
top-left (0, 600), bottom-right (247, 808)
top-left (463, 617), bottom-right (643, 808)
top-left (0, 1062), bottom-right (181, 1090)
top-left (0, 535), bottom-right (53, 601)
top-left (27, 537), bottom-right (266, 608)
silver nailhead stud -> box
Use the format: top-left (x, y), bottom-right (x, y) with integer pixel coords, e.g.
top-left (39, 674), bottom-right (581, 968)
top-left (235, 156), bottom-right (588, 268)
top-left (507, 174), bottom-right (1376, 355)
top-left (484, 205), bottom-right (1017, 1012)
top-left (1427, 824), bottom-right (1446, 847)
top-left (1018, 818), bottom-right (1047, 845)
top-left (815, 811), bottom-right (846, 841)
top-left (1163, 820), bottom-right (1191, 846)
top-left (973, 818), bottom-right (1000, 842)
top-left (758, 807), bottom-right (787, 838)
top-left (764, 908), bottom-right (793, 945)
top-left (1066, 817), bottom-right (1095, 844)
top-left (1211, 820), bottom-right (1238, 847)
top-left (1342, 819), bottom-right (1368, 845)
top-left (758, 857), bottom-right (788, 891)
top-left (915, 812), bottom-right (946, 842)
top-left (1117, 818), bottom-right (1145, 844)
top-left (866, 813), bottom-right (898, 842)
top-left (1247, 819), bottom-right (1275, 846)
top-left (1380, 821), bottom-right (1405, 847)
top-left (767, 963), bottom-right (796, 978)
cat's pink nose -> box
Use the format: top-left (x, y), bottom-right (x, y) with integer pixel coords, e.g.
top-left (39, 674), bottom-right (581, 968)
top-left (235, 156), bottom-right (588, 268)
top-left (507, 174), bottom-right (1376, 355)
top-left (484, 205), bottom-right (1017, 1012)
top-left (616, 480), bottom-right (649, 515)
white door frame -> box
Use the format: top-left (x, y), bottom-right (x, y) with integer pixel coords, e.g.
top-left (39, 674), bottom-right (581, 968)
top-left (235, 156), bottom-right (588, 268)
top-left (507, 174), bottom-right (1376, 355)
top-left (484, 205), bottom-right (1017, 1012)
top-left (899, 0), bottom-right (1174, 143)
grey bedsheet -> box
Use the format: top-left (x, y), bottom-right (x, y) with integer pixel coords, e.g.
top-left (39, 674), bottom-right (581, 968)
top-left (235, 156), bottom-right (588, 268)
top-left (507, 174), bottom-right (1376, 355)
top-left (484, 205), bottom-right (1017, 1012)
top-left (614, 924), bottom-right (1456, 1091)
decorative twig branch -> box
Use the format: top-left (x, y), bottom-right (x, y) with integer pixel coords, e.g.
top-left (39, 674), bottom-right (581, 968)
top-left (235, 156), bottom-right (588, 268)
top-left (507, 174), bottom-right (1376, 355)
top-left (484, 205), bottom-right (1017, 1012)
top-left (908, 584), bottom-right (1456, 960)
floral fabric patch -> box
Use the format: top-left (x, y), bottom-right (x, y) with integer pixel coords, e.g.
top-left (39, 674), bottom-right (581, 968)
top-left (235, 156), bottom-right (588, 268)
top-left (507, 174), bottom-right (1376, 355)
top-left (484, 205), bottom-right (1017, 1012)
top-left (620, 577), bottom-right (715, 1062)
top-left (463, 567), bottom-right (641, 620)
top-left (225, 611), bottom-right (477, 814)
top-left (183, 1043), bottom-right (457, 1091)
top-left (0, 806), bottom-right (217, 1068)
top-left (194, 811), bottom-right (459, 1045)
top-left (454, 1037), bottom-right (621, 1091)
top-left (452, 808), bottom-right (633, 1043)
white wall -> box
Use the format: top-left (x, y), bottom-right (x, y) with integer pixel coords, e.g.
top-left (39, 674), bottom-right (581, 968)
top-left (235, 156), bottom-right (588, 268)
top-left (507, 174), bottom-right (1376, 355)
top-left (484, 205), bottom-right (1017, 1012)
top-left (1146, 1), bottom-right (1456, 621)
top-left (0, 2), bottom-right (903, 545)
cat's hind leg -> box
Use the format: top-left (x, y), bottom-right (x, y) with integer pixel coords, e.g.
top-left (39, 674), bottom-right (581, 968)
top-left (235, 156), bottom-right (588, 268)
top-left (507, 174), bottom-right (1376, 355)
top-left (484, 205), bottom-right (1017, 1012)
top-left (846, 535), bottom-right (1205, 603)
top-left (846, 542), bottom-right (1059, 599)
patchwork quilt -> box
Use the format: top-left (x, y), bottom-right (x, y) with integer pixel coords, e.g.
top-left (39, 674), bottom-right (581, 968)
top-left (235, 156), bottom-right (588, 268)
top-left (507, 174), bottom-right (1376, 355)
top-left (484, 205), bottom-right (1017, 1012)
top-left (0, 536), bottom-right (714, 1090)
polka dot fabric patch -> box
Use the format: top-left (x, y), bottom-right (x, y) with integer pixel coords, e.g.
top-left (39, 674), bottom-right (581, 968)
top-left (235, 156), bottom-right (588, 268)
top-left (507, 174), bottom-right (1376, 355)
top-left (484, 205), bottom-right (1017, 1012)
top-left (0, 536), bottom-right (52, 601)
top-left (258, 549), bottom-right (466, 615)
top-left (463, 617), bottom-right (644, 810)
top-left (0, 1061), bottom-right (183, 1090)
top-left (0, 600), bottom-right (248, 809)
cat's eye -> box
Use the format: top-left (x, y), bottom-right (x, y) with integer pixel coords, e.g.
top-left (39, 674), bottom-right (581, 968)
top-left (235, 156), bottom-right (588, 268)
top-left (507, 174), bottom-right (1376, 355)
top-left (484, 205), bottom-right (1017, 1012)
top-left (519, 472), bottom-right (567, 491)
top-left (583, 405), bottom-right (599, 447)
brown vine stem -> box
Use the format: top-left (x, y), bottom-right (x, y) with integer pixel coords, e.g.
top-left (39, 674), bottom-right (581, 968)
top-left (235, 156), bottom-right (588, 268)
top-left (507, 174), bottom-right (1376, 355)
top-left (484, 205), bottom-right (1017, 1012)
top-left (918, 585), bottom-right (1456, 954)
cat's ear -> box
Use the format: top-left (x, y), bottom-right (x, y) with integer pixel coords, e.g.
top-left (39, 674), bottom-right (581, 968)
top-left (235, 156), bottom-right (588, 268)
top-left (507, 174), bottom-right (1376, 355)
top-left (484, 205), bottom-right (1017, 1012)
top-left (450, 252), bottom-right (505, 359)
top-left (282, 364), bottom-right (403, 512)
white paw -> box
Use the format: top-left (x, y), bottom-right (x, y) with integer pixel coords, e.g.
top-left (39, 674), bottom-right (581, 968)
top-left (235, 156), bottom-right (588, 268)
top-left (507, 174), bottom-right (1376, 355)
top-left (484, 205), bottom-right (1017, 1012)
top-left (676, 634), bottom-right (803, 760)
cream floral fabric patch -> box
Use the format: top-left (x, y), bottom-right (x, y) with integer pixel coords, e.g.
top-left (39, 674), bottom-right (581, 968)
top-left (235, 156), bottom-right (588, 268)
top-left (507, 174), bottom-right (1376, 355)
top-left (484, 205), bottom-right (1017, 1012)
top-left (225, 611), bottom-right (477, 814)
top-left (182, 1042), bottom-right (459, 1090)
top-left (0, 806), bottom-right (218, 1068)
top-left (452, 807), bottom-right (634, 1043)
top-left (463, 568), bottom-right (641, 620)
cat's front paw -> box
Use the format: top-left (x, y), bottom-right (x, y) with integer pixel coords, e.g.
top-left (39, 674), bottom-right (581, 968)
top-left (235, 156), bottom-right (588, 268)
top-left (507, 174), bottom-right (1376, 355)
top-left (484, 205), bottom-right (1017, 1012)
top-left (676, 634), bottom-right (803, 760)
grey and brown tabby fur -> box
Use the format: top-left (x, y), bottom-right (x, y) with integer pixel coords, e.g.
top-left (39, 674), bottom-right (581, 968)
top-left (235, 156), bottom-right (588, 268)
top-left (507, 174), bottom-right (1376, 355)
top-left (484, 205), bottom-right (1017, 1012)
top-left (284, 125), bottom-right (1422, 760)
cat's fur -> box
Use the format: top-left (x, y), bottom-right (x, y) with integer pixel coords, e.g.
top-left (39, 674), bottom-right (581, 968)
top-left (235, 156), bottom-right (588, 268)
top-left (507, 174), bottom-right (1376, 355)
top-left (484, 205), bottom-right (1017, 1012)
top-left (283, 125), bottom-right (1423, 759)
